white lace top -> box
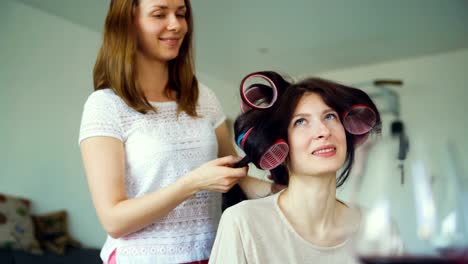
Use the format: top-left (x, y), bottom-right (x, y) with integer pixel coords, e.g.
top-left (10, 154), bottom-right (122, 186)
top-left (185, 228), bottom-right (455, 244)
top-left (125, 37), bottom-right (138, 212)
top-left (79, 84), bottom-right (226, 264)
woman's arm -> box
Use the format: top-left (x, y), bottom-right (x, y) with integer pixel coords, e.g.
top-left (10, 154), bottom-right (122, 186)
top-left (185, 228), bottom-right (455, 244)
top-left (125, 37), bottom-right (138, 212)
top-left (215, 121), bottom-right (273, 199)
top-left (80, 136), bottom-right (246, 238)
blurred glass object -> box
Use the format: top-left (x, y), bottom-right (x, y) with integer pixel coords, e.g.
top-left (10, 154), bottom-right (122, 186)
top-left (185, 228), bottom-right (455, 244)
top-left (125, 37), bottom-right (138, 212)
top-left (349, 134), bottom-right (468, 264)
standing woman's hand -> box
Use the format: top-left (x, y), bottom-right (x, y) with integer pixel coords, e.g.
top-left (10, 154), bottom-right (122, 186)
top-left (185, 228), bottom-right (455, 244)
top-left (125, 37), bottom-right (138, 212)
top-left (182, 155), bottom-right (248, 193)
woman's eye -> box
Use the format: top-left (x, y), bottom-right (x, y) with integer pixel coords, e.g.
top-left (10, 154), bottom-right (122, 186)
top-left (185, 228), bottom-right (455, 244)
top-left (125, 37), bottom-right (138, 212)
top-left (153, 14), bottom-right (165, 18)
top-left (293, 118), bottom-right (306, 127)
top-left (324, 113), bottom-right (337, 121)
top-left (176, 13), bottom-right (186, 18)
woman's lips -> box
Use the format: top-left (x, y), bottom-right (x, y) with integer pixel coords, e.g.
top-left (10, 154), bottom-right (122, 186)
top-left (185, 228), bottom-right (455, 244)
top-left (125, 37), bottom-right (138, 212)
top-left (312, 146), bottom-right (336, 157)
top-left (160, 38), bottom-right (179, 47)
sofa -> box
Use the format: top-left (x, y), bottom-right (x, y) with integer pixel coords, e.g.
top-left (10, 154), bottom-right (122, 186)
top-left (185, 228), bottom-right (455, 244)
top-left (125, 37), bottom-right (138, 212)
top-left (0, 247), bottom-right (101, 264)
top-left (1, 193), bottom-right (102, 264)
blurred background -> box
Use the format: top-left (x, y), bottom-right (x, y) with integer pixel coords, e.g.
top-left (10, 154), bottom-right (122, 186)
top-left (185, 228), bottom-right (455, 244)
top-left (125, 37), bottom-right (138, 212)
top-left (1, 0), bottom-right (467, 250)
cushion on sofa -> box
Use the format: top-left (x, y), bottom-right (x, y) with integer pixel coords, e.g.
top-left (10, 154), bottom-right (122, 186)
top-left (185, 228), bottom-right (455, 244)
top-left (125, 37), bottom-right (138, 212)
top-left (32, 210), bottom-right (81, 254)
top-left (0, 193), bottom-right (42, 254)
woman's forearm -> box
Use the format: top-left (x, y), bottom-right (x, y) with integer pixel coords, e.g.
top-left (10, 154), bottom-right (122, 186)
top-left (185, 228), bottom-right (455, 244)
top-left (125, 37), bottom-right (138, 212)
top-left (103, 175), bottom-right (198, 238)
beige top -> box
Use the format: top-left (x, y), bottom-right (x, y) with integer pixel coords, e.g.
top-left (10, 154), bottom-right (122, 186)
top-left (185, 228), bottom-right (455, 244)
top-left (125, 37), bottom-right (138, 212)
top-left (209, 192), bottom-right (361, 264)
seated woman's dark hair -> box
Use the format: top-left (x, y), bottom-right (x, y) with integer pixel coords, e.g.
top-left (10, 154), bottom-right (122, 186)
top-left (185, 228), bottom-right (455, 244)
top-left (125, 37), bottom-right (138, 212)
top-left (223, 72), bottom-right (381, 210)
top-left (235, 74), bottom-right (381, 188)
top-left (270, 77), bottom-right (381, 187)
top-left (222, 71), bottom-right (291, 210)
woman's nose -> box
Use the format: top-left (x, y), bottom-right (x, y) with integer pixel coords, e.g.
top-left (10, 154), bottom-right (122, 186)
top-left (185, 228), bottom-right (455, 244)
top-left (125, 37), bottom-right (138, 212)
top-left (167, 14), bottom-right (181, 31)
top-left (313, 121), bottom-right (331, 139)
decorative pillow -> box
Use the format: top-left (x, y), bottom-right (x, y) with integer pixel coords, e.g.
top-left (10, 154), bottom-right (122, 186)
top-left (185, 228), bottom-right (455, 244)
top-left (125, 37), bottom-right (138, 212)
top-left (32, 210), bottom-right (81, 255)
top-left (0, 193), bottom-right (42, 254)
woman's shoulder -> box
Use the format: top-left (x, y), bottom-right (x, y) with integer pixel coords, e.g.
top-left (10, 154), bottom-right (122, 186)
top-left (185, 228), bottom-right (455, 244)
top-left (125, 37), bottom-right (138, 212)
top-left (197, 83), bottom-right (219, 102)
top-left (198, 82), bottom-right (214, 99)
top-left (222, 195), bottom-right (278, 224)
top-left (86, 88), bottom-right (118, 102)
top-left (197, 82), bottom-right (211, 94)
top-left (84, 88), bottom-right (126, 109)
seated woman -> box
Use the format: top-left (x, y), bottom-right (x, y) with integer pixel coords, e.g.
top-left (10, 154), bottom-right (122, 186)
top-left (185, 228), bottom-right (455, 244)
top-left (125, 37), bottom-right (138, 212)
top-left (209, 73), bottom-right (401, 263)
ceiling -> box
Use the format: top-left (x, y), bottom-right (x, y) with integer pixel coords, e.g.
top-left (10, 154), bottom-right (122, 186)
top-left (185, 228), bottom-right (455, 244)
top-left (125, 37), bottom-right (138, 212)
top-left (15, 0), bottom-right (468, 85)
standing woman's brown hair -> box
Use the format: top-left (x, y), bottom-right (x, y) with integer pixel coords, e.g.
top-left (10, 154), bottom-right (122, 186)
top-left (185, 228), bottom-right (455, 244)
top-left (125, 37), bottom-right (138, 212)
top-left (93, 0), bottom-right (198, 115)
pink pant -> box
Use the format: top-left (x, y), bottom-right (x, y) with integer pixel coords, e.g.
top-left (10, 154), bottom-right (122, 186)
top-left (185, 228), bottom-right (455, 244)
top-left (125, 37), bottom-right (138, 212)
top-left (106, 249), bottom-right (208, 264)
top-left (107, 249), bottom-right (117, 264)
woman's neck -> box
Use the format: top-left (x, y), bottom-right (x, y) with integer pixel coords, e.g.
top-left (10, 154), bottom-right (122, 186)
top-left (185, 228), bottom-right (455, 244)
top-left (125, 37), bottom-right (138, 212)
top-left (135, 52), bottom-right (172, 102)
top-left (278, 173), bottom-right (349, 245)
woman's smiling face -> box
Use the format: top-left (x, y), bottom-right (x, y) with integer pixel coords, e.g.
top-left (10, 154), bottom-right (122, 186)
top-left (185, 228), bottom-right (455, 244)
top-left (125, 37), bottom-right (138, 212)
top-left (287, 92), bottom-right (347, 177)
top-left (134, 0), bottom-right (188, 62)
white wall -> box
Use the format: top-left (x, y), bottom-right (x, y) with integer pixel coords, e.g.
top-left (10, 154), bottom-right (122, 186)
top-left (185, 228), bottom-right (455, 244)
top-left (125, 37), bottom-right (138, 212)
top-left (197, 71), bottom-right (239, 121)
top-left (0, 0), bottom-right (105, 248)
top-left (316, 49), bottom-right (468, 254)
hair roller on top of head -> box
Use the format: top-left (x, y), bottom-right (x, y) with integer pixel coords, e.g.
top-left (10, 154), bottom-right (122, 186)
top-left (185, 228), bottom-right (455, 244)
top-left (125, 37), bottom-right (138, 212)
top-left (239, 71), bottom-right (291, 113)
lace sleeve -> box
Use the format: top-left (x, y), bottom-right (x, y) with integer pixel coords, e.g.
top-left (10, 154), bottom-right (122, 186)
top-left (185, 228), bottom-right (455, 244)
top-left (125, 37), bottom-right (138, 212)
top-left (200, 84), bottom-right (226, 128)
top-left (78, 90), bottom-right (124, 144)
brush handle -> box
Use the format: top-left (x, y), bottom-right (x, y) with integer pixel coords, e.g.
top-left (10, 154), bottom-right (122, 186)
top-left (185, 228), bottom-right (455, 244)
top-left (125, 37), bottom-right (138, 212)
top-left (233, 156), bottom-right (250, 168)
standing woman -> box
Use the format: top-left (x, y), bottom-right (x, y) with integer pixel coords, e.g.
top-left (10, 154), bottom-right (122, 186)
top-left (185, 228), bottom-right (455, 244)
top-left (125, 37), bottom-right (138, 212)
top-left (79, 0), bottom-right (271, 263)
